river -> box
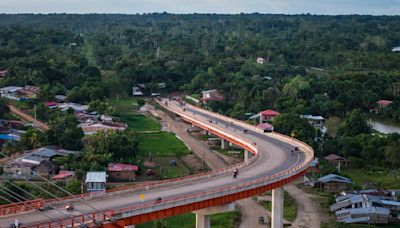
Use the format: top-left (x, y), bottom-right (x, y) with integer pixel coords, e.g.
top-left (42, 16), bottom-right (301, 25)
top-left (369, 119), bottom-right (400, 134)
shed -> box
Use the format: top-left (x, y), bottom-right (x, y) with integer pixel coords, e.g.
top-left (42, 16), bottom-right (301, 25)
top-left (107, 163), bottom-right (138, 182)
top-left (85, 171), bottom-right (107, 192)
top-left (324, 154), bottom-right (347, 167)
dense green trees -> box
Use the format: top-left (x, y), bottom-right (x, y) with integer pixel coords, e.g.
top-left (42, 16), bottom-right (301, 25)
top-left (47, 112), bottom-right (84, 150)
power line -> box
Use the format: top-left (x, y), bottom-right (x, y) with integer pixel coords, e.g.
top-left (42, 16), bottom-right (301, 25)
top-left (0, 151), bottom-right (100, 225)
top-left (0, 151), bottom-right (100, 212)
top-left (0, 178), bottom-right (86, 226)
top-left (0, 186), bottom-right (64, 227)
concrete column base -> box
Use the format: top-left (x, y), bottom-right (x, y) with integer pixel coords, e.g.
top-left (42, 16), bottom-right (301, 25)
top-left (195, 214), bottom-right (210, 228)
top-left (244, 150), bottom-right (253, 162)
top-left (193, 203), bottom-right (235, 228)
top-left (272, 187), bottom-right (284, 228)
top-left (221, 138), bottom-right (226, 149)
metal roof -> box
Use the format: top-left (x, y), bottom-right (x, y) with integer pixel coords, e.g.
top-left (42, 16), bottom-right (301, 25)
top-left (300, 115), bottom-right (324, 120)
top-left (85, 171), bottom-right (107, 183)
top-left (318, 174), bottom-right (352, 184)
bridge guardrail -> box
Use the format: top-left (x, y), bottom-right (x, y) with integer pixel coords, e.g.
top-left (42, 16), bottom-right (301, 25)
top-left (20, 98), bottom-right (313, 228)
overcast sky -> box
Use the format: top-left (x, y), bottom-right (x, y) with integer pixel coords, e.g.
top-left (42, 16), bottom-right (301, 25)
top-left (1, 0), bottom-right (400, 15)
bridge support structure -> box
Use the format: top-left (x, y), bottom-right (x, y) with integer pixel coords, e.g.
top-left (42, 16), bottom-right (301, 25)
top-left (193, 203), bottom-right (235, 228)
top-left (221, 138), bottom-right (226, 149)
top-left (244, 150), bottom-right (253, 162)
top-left (271, 187), bottom-right (284, 228)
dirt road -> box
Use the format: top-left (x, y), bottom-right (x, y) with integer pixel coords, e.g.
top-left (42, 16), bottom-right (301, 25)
top-left (8, 105), bottom-right (49, 131)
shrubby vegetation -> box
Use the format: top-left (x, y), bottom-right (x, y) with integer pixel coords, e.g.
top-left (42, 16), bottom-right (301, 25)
top-left (0, 13), bottom-right (399, 178)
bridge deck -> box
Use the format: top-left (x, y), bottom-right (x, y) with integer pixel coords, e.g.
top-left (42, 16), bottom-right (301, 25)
top-left (0, 99), bottom-right (313, 227)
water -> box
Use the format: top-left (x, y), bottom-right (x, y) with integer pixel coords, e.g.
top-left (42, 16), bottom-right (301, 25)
top-left (370, 119), bottom-right (400, 134)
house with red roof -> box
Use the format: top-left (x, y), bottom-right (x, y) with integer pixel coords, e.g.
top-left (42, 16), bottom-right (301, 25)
top-left (259, 109), bottom-right (280, 123)
top-left (257, 123), bottom-right (273, 132)
top-left (377, 100), bottom-right (392, 108)
top-left (201, 89), bottom-right (223, 104)
top-left (51, 171), bottom-right (75, 182)
top-left (108, 163), bottom-right (138, 182)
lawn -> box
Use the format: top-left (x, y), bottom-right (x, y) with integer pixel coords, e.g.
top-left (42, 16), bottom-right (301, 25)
top-left (136, 210), bottom-right (241, 228)
top-left (109, 98), bottom-right (160, 132)
top-left (110, 97), bottom-right (192, 178)
top-left (258, 191), bottom-right (297, 222)
top-left (138, 132), bottom-right (190, 157)
top-left (341, 167), bottom-right (400, 189)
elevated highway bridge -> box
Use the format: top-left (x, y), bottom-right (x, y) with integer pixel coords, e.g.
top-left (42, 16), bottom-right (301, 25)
top-left (0, 98), bottom-right (314, 228)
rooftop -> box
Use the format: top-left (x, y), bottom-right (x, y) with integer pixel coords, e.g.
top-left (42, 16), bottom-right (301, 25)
top-left (85, 171), bottom-right (107, 183)
top-left (257, 123), bottom-right (272, 130)
top-left (260, 109), bottom-right (280, 116)
top-left (51, 171), bottom-right (75, 180)
top-left (318, 174), bottom-right (352, 184)
top-left (300, 114), bottom-right (324, 121)
top-left (376, 100), bottom-right (392, 106)
top-left (324, 153), bottom-right (346, 161)
top-left (108, 163), bottom-right (138, 172)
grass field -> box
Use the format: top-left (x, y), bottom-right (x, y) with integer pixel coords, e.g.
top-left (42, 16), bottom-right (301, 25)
top-left (136, 210), bottom-right (241, 228)
top-left (341, 167), bottom-right (400, 189)
top-left (110, 97), bottom-right (191, 178)
top-left (137, 132), bottom-right (190, 157)
top-left (258, 191), bottom-right (297, 222)
top-left (109, 98), bottom-right (161, 132)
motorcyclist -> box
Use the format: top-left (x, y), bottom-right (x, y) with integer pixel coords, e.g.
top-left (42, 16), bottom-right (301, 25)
top-left (233, 168), bottom-right (239, 179)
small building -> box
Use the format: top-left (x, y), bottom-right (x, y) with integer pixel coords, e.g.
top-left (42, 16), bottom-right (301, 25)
top-left (85, 171), bottom-right (107, 192)
top-left (392, 46), bottom-right (400, 52)
top-left (32, 160), bottom-right (59, 178)
top-left (201, 89), bottom-right (223, 104)
top-left (132, 87), bottom-right (143, 97)
top-left (324, 154), bottom-right (347, 168)
top-left (317, 174), bottom-right (352, 193)
top-left (107, 163), bottom-right (138, 182)
top-left (158, 82), bottom-right (166, 89)
top-left (79, 122), bottom-right (127, 135)
top-left (51, 171), bottom-right (75, 182)
top-left (259, 109), bottom-right (280, 123)
top-left (55, 95), bottom-right (67, 102)
top-left (331, 194), bottom-right (397, 224)
top-left (57, 103), bottom-right (89, 113)
top-left (0, 70), bottom-right (8, 77)
top-left (0, 86), bottom-right (23, 100)
top-left (257, 123), bottom-right (273, 132)
top-left (256, 57), bottom-right (266, 64)
top-left (376, 100), bottom-right (392, 109)
top-left (300, 115), bottom-right (325, 128)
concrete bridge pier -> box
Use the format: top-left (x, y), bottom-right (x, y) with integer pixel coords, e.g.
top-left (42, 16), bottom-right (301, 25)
top-left (193, 203), bottom-right (235, 228)
top-left (244, 150), bottom-right (253, 162)
top-left (271, 187), bottom-right (284, 228)
top-left (221, 138), bottom-right (226, 149)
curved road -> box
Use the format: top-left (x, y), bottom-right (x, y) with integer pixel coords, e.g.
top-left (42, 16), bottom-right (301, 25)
top-left (0, 99), bottom-right (312, 227)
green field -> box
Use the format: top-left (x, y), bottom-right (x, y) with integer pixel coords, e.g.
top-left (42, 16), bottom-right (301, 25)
top-left (138, 132), bottom-right (190, 157)
top-left (136, 210), bottom-right (241, 228)
top-left (341, 167), bottom-right (400, 189)
top-left (110, 97), bottom-right (191, 178)
top-left (109, 98), bottom-right (161, 132)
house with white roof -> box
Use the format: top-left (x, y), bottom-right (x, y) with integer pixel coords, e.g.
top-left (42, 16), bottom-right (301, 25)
top-left (85, 171), bottom-right (107, 192)
top-left (316, 174), bottom-right (352, 193)
top-left (331, 194), bottom-right (400, 224)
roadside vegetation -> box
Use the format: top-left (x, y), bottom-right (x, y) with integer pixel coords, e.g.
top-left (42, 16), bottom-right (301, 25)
top-left (137, 210), bottom-right (241, 228)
